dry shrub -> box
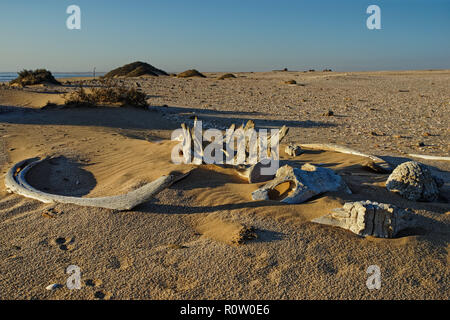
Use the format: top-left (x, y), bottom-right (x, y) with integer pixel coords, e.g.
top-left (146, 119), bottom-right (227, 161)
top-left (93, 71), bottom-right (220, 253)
top-left (64, 80), bottom-right (148, 108)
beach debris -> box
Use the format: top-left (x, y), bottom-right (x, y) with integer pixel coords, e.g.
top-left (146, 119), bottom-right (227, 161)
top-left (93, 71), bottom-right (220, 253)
top-left (386, 161), bottom-right (440, 202)
top-left (177, 69), bottom-right (206, 78)
top-left (45, 283), bottom-right (62, 291)
top-left (284, 80), bottom-right (297, 85)
top-left (252, 163), bottom-right (351, 204)
top-left (299, 143), bottom-right (393, 173)
top-left (285, 144), bottom-right (303, 157)
top-left (5, 158), bottom-right (190, 211)
top-left (322, 110), bottom-right (334, 116)
top-left (312, 201), bottom-right (413, 238)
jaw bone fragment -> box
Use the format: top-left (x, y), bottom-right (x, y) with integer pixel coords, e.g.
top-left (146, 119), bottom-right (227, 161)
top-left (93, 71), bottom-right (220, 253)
top-left (5, 157), bottom-right (190, 211)
top-left (252, 163), bottom-right (351, 204)
top-left (312, 201), bottom-right (414, 238)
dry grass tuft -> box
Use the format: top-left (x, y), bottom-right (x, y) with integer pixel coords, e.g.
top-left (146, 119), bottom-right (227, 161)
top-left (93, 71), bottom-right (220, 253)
top-left (64, 80), bottom-right (148, 108)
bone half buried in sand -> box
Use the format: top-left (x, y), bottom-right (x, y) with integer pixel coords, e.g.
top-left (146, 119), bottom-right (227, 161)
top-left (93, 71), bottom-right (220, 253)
top-left (5, 157), bottom-right (191, 211)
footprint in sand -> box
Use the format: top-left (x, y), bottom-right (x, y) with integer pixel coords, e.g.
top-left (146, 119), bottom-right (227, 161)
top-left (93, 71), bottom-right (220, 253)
top-left (107, 256), bottom-right (132, 270)
top-left (85, 279), bottom-right (103, 287)
top-left (52, 237), bottom-right (75, 251)
top-left (93, 290), bottom-right (112, 300)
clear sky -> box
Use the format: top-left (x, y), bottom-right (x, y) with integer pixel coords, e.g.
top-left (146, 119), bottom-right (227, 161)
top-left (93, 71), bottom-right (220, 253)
top-left (0, 0), bottom-right (449, 72)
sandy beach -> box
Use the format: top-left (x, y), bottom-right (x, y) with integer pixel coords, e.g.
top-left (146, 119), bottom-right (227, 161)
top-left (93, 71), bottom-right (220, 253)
top-left (0, 70), bottom-right (448, 300)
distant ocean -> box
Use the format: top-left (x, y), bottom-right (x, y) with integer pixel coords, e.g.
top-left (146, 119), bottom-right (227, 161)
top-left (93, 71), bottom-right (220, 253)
top-left (0, 72), bottom-right (105, 83)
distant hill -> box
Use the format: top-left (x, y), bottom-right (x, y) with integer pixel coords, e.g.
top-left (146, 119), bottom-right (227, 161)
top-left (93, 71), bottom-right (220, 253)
top-left (177, 69), bottom-right (206, 78)
top-left (104, 61), bottom-right (168, 78)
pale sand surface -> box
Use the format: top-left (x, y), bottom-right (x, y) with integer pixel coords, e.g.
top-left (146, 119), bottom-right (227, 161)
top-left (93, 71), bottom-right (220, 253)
top-left (0, 70), bottom-right (448, 299)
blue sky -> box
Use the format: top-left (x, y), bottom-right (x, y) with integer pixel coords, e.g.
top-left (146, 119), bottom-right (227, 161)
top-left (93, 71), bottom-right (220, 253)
top-left (0, 0), bottom-right (449, 72)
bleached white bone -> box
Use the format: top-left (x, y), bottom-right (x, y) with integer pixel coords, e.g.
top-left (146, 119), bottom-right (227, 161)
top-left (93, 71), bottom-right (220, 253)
top-left (5, 158), bottom-right (189, 211)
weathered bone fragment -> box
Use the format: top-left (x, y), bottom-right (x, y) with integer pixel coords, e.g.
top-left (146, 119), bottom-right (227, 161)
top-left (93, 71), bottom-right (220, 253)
top-left (300, 143), bottom-right (392, 173)
top-left (285, 144), bottom-right (303, 157)
top-left (179, 120), bottom-right (289, 167)
top-left (5, 158), bottom-right (189, 211)
top-left (312, 201), bottom-right (413, 238)
top-left (386, 161), bottom-right (440, 202)
top-left (408, 154), bottom-right (450, 161)
top-left (234, 162), bottom-right (276, 183)
top-left (252, 163), bottom-right (351, 203)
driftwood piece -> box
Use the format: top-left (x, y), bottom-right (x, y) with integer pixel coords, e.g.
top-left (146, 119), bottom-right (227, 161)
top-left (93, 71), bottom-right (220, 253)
top-left (5, 158), bottom-right (189, 211)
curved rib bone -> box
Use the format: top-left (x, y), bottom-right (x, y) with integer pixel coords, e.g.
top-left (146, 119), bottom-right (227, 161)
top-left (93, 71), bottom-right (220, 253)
top-left (408, 154), bottom-right (450, 161)
top-left (300, 143), bottom-right (392, 172)
top-left (5, 158), bottom-right (190, 211)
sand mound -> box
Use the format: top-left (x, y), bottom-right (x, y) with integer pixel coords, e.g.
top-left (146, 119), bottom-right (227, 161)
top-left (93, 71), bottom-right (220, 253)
top-left (10, 69), bottom-right (61, 86)
top-left (195, 215), bottom-right (257, 245)
top-left (218, 73), bottom-right (236, 80)
top-left (177, 69), bottom-right (206, 78)
top-left (104, 61), bottom-right (168, 78)
top-left (0, 88), bottom-right (64, 108)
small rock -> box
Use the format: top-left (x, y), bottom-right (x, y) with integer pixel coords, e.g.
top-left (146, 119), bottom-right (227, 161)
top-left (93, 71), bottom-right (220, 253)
top-left (417, 141), bottom-right (425, 147)
top-left (46, 283), bottom-right (62, 291)
top-left (322, 110), bottom-right (334, 116)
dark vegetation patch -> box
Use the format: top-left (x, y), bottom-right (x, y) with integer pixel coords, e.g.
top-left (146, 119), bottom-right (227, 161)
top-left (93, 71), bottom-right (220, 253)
top-left (177, 69), bottom-right (206, 78)
top-left (218, 73), bottom-right (237, 80)
top-left (103, 61), bottom-right (168, 78)
top-left (10, 69), bottom-right (61, 86)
